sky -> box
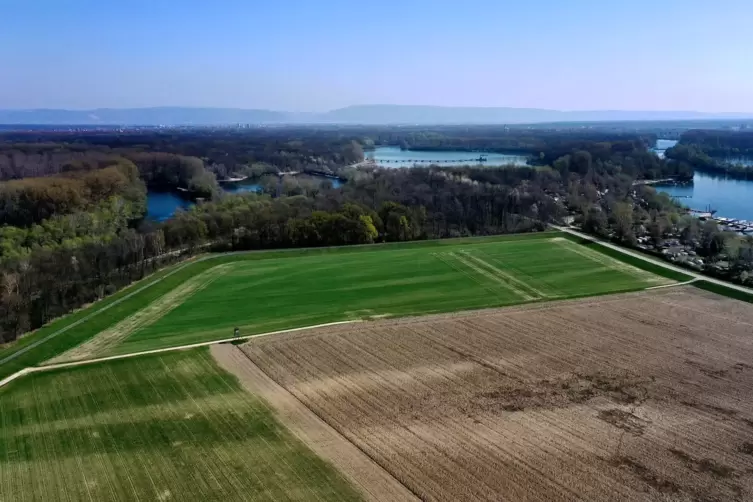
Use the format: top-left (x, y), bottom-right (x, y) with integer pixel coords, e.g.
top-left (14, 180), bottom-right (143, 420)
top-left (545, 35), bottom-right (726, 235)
top-left (1, 0), bottom-right (752, 112)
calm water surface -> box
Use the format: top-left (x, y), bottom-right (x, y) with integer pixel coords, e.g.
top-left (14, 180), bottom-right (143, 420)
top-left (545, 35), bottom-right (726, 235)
top-left (368, 146), bottom-right (529, 167)
top-left (146, 192), bottom-right (194, 222)
top-left (148, 143), bottom-right (753, 222)
top-left (651, 139), bottom-right (753, 221)
top-left (659, 172), bottom-right (753, 221)
top-left (146, 178), bottom-right (341, 220)
top-left (653, 139), bottom-right (678, 158)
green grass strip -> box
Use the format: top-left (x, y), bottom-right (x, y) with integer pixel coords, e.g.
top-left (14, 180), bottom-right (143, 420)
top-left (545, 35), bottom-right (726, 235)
top-left (561, 235), bottom-right (694, 282)
top-left (693, 280), bottom-right (753, 303)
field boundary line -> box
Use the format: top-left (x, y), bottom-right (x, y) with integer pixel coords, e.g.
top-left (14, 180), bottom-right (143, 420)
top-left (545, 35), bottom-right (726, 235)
top-left (645, 279), bottom-right (698, 290)
top-left (0, 321), bottom-right (362, 390)
top-left (450, 252), bottom-right (533, 300)
top-left (460, 250), bottom-right (546, 299)
top-left (431, 252), bottom-right (511, 300)
top-left (473, 247), bottom-right (559, 298)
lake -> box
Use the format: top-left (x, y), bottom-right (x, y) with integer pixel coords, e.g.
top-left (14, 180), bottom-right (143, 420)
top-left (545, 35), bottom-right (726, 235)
top-left (146, 192), bottom-right (194, 222)
top-left (146, 177), bottom-right (342, 221)
top-left (146, 182), bottom-right (262, 220)
top-left (368, 146), bottom-right (529, 167)
top-left (658, 172), bottom-right (753, 222)
top-left (651, 139), bottom-right (753, 221)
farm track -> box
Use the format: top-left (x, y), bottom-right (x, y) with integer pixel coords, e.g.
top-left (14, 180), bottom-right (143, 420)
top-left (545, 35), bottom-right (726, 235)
top-left (239, 286), bottom-right (753, 502)
top-left (0, 321), bottom-right (362, 389)
top-left (211, 344), bottom-right (419, 502)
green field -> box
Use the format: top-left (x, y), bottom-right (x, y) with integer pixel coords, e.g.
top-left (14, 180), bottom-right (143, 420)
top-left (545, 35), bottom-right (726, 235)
top-left (0, 233), bottom-right (683, 501)
top-left (0, 349), bottom-right (362, 502)
top-left (1, 232), bottom-right (676, 373)
top-left (3, 236), bottom-right (553, 377)
top-left (43, 234), bottom-right (670, 361)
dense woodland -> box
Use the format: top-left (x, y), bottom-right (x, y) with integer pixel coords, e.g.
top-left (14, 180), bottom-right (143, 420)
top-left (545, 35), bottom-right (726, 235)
top-left (0, 125), bottom-right (741, 343)
top-left (666, 129), bottom-right (753, 179)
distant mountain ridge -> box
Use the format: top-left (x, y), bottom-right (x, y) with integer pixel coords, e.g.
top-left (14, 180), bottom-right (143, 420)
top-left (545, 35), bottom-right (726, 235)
top-left (1, 105), bottom-right (751, 126)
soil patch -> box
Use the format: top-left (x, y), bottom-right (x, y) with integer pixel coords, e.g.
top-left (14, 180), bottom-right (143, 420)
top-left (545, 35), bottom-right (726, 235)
top-left (240, 287), bottom-right (753, 501)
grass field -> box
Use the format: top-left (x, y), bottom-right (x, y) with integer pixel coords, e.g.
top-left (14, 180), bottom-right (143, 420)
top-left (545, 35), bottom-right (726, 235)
top-left (3, 235), bottom-right (556, 377)
top-left (240, 287), bottom-right (753, 501)
top-left (0, 348), bottom-right (362, 502)
top-left (46, 234), bottom-right (672, 361)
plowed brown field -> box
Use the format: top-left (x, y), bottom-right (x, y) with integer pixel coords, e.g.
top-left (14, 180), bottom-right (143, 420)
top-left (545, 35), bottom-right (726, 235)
top-left (238, 287), bottom-right (753, 502)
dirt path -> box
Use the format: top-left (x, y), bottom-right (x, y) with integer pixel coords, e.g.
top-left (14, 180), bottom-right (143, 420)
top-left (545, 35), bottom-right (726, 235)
top-left (0, 321), bottom-right (362, 390)
top-left (210, 344), bottom-right (420, 502)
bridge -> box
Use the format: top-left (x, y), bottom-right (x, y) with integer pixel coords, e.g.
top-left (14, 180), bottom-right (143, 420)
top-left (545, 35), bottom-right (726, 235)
top-left (369, 156), bottom-right (489, 164)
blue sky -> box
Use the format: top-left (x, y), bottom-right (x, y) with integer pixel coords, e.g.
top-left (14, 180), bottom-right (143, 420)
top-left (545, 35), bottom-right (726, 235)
top-left (1, 0), bottom-right (751, 112)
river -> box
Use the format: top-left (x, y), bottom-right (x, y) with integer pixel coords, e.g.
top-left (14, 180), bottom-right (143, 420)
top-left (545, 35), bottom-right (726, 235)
top-left (653, 139), bottom-right (677, 158)
top-left (149, 142), bottom-right (753, 222)
top-left (368, 146), bottom-right (529, 167)
top-left (650, 139), bottom-right (753, 221)
top-left (658, 172), bottom-right (753, 222)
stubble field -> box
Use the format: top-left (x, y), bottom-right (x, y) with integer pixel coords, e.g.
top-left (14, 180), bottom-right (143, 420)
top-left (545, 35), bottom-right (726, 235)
top-left (47, 234), bottom-right (671, 363)
top-left (239, 287), bottom-right (753, 502)
top-left (0, 349), bottom-right (362, 502)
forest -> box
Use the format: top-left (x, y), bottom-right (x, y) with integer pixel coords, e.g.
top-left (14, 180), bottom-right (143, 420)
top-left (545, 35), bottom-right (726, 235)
top-left (0, 125), bottom-right (726, 343)
top-left (666, 129), bottom-right (753, 179)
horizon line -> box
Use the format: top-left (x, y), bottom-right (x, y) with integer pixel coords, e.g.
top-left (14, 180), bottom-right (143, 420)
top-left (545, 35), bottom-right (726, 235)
top-left (1, 104), bottom-right (753, 115)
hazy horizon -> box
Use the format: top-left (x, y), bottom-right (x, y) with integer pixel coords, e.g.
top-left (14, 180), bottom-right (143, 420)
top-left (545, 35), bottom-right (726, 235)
top-left (2, 0), bottom-right (752, 113)
top-left (1, 104), bottom-right (752, 114)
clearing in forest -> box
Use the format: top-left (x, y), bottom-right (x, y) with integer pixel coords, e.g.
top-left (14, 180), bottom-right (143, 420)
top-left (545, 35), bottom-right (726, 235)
top-left (237, 287), bottom-right (753, 502)
top-left (79, 234), bottom-right (670, 358)
top-left (0, 349), bottom-right (363, 502)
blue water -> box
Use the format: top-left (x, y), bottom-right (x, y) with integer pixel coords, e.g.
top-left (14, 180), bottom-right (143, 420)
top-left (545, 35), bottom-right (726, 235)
top-left (369, 146), bottom-right (529, 167)
top-left (649, 138), bottom-right (753, 221)
top-left (658, 172), bottom-right (753, 221)
top-left (146, 177), bottom-right (342, 220)
top-left (653, 139), bottom-right (678, 158)
top-left (146, 192), bottom-right (194, 222)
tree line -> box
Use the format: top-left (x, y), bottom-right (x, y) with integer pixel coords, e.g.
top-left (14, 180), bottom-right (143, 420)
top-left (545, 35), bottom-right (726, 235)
top-left (0, 127), bottom-right (688, 344)
top-left (665, 129), bottom-right (753, 180)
